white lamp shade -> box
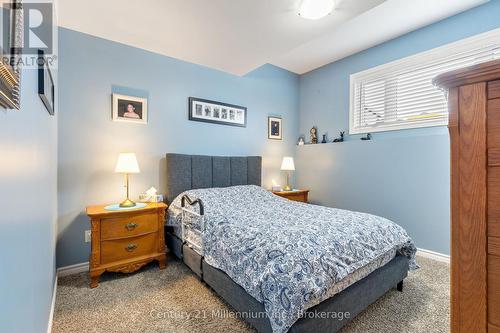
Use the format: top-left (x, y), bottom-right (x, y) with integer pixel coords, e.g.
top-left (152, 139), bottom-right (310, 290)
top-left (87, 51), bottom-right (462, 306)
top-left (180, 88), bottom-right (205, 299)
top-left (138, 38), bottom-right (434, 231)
top-left (280, 157), bottom-right (295, 171)
top-left (298, 0), bottom-right (335, 20)
top-left (115, 153), bottom-right (140, 173)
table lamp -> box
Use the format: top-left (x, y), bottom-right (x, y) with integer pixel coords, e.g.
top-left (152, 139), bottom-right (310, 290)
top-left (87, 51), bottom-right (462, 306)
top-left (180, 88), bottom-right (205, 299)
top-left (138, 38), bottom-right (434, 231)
top-left (280, 156), bottom-right (295, 191)
top-left (115, 153), bottom-right (140, 207)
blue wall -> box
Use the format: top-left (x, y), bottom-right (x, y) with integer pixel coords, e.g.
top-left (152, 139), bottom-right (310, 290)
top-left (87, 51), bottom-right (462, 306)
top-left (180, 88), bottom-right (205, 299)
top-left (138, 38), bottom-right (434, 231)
top-left (57, 0), bottom-right (500, 266)
top-left (296, 0), bottom-right (500, 255)
top-left (0, 66), bottom-right (58, 330)
top-left (57, 28), bottom-right (299, 267)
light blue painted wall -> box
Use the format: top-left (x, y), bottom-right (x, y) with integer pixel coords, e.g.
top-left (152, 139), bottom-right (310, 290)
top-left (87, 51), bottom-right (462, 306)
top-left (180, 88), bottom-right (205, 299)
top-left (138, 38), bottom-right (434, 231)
top-left (57, 0), bottom-right (500, 265)
top-left (296, 0), bottom-right (500, 255)
top-left (0, 67), bottom-right (58, 330)
top-left (57, 28), bottom-right (299, 267)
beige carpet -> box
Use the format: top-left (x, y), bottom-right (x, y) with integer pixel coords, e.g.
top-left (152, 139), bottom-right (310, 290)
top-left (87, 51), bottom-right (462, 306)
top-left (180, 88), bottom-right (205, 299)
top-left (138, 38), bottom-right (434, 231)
top-left (53, 255), bottom-right (449, 333)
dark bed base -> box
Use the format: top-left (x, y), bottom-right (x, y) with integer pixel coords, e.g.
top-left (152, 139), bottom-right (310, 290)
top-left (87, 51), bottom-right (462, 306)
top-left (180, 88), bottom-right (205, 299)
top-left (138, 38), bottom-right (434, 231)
top-left (166, 230), bottom-right (409, 333)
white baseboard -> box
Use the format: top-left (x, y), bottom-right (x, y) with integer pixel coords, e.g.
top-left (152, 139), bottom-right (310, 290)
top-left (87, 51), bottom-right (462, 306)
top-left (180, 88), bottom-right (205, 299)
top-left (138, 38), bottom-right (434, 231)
top-left (56, 250), bottom-right (449, 276)
top-left (417, 247), bottom-right (450, 264)
top-left (47, 275), bottom-right (58, 333)
top-left (57, 262), bottom-right (89, 277)
top-left (56, 250), bottom-right (448, 278)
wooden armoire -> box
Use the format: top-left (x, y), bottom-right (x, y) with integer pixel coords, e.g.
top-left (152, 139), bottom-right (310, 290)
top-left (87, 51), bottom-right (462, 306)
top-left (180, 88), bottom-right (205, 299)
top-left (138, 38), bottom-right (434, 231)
top-left (434, 59), bottom-right (500, 333)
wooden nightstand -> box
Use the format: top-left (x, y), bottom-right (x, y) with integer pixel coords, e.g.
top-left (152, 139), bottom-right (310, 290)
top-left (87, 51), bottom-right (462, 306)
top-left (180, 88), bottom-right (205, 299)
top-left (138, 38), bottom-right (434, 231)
top-left (86, 202), bottom-right (167, 288)
top-left (272, 189), bottom-right (309, 203)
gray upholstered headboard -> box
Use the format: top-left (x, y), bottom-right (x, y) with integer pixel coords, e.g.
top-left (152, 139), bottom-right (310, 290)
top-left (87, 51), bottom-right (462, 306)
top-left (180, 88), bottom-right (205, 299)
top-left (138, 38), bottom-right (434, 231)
top-left (165, 153), bottom-right (262, 203)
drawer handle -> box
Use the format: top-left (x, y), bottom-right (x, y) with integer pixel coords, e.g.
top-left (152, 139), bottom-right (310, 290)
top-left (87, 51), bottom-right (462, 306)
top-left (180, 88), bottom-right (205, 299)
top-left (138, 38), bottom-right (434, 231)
top-left (125, 222), bottom-right (138, 231)
top-left (125, 244), bottom-right (138, 252)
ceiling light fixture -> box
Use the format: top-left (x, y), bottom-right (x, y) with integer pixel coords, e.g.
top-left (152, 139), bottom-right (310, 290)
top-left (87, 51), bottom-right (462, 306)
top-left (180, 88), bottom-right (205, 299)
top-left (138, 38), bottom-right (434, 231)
top-left (298, 0), bottom-right (335, 20)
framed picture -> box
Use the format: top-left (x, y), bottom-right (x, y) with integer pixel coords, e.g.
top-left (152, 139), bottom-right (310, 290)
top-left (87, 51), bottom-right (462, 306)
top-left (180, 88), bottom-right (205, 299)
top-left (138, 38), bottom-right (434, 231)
top-left (38, 50), bottom-right (55, 115)
top-left (0, 1), bottom-right (23, 110)
top-left (189, 97), bottom-right (246, 127)
top-left (112, 93), bottom-right (148, 124)
top-left (268, 116), bottom-right (282, 140)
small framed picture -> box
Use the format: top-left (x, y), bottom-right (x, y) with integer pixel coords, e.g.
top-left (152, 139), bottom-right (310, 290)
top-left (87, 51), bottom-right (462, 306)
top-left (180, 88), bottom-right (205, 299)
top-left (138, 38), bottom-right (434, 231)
top-left (268, 116), bottom-right (282, 140)
top-left (112, 93), bottom-right (148, 124)
top-left (38, 50), bottom-right (55, 115)
top-left (189, 97), bottom-right (246, 127)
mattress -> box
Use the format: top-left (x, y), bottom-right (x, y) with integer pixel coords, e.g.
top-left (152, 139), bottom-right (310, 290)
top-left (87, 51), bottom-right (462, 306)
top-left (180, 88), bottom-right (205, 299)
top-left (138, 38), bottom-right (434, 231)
top-left (167, 204), bottom-right (184, 238)
top-left (167, 185), bottom-right (417, 333)
top-left (164, 235), bottom-right (409, 333)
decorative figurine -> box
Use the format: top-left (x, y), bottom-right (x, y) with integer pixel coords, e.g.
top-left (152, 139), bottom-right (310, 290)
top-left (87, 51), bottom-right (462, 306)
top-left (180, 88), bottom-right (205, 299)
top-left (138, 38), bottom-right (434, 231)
top-left (310, 127), bottom-right (318, 144)
top-left (361, 133), bottom-right (372, 141)
top-left (298, 136), bottom-right (305, 146)
top-left (321, 134), bottom-right (327, 143)
top-left (333, 131), bottom-right (345, 143)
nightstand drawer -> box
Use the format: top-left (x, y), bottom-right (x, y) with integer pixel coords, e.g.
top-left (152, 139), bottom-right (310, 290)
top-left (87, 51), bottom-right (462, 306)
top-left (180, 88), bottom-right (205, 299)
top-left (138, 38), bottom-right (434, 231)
top-left (101, 233), bottom-right (157, 264)
top-left (101, 213), bottom-right (157, 240)
top-left (272, 190), bottom-right (309, 203)
top-left (283, 192), bottom-right (307, 202)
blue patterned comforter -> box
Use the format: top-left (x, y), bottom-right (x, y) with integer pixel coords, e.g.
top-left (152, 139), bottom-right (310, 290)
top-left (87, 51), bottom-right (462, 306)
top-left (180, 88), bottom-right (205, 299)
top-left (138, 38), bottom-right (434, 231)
top-left (168, 185), bottom-right (417, 333)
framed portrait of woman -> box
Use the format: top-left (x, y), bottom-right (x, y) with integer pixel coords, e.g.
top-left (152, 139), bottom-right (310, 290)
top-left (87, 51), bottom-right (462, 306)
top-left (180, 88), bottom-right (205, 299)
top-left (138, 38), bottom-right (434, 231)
top-left (112, 93), bottom-right (148, 124)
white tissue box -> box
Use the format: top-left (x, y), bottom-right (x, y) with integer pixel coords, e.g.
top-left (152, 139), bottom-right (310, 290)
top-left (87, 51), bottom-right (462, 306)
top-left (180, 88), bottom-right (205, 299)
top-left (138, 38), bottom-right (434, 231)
top-left (139, 194), bottom-right (164, 203)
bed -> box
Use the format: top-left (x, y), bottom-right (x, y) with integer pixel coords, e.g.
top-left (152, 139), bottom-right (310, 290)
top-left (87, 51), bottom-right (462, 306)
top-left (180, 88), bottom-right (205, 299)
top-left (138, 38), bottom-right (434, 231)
top-left (164, 153), bottom-right (417, 333)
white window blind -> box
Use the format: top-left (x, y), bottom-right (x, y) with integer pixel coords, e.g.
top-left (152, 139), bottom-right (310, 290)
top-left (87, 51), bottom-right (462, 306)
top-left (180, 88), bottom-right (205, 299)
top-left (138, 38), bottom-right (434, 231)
top-left (350, 28), bottom-right (500, 134)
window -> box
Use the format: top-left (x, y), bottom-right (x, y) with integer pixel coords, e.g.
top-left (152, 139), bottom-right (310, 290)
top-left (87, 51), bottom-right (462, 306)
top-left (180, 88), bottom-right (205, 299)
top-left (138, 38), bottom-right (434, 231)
top-left (349, 28), bottom-right (500, 134)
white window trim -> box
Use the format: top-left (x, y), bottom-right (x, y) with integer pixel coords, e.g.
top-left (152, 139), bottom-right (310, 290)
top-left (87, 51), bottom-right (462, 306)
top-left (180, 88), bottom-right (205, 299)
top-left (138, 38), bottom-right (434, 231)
top-left (349, 27), bottom-right (500, 135)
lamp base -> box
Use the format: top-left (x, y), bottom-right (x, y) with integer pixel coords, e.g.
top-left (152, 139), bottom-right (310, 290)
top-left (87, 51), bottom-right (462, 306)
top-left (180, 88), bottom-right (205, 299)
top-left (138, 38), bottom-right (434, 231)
top-left (119, 198), bottom-right (136, 208)
top-left (283, 185), bottom-right (292, 191)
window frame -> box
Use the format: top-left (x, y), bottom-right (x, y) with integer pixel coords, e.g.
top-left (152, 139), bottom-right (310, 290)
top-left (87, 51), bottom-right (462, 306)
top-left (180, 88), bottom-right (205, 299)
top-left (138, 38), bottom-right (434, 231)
top-left (349, 28), bottom-right (500, 135)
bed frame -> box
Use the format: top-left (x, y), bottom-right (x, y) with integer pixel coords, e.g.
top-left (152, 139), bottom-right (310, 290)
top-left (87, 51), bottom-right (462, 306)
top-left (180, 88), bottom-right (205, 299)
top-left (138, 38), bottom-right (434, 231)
top-left (165, 153), bottom-right (409, 333)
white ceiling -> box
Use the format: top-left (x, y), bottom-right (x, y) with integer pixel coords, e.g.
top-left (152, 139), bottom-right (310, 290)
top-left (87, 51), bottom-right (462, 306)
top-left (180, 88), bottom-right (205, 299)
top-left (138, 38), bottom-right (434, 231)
top-left (57, 0), bottom-right (489, 76)
top-left (273, 0), bottom-right (490, 73)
